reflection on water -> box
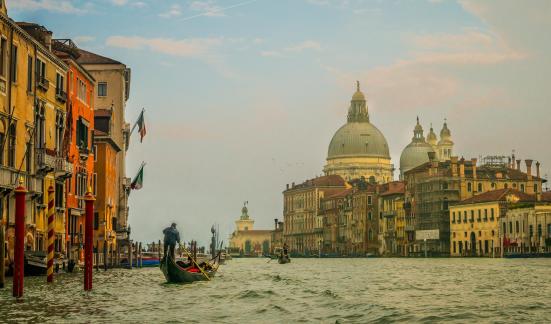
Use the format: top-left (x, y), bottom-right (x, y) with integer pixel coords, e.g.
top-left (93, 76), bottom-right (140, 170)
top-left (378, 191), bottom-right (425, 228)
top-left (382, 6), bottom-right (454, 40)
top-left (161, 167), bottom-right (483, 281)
top-left (1, 258), bottom-right (550, 323)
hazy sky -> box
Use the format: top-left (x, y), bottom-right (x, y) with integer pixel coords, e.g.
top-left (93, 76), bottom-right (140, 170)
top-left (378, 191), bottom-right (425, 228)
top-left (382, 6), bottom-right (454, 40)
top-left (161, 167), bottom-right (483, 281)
top-left (10, 0), bottom-right (551, 246)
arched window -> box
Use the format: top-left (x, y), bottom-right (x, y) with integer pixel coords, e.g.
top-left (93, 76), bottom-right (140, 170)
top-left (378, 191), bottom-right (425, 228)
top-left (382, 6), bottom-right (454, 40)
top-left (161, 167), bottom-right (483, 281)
top-left (520, 184), bottom-right (525, 192)
top-left (443, 198), bottom-right (449, 210)
top-left (467, 182), bottom-right (472, 192)
top-left (368, 229), bottom-right (373, 241)
top-left (477, 183), bottom-right (482, 192)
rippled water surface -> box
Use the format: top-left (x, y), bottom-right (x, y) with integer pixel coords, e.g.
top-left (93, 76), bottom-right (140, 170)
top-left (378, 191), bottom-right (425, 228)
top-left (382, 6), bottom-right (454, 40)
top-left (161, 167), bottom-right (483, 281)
top-left (1, 258), bottom-right (550, 323)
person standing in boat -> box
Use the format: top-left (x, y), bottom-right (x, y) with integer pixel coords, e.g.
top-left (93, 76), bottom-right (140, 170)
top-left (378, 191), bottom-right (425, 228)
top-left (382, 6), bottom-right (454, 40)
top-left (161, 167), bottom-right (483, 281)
top-left (283, 243), bottom-right (289, 256)
top-left (163, 223), bottom-right (181, 260)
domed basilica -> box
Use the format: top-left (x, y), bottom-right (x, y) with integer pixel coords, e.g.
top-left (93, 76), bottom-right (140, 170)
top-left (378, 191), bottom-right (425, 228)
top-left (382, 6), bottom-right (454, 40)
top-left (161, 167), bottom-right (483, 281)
top-left (324, 82), bottom-right (393, 183)
top-left (323, 82), bottom-right (454, 183)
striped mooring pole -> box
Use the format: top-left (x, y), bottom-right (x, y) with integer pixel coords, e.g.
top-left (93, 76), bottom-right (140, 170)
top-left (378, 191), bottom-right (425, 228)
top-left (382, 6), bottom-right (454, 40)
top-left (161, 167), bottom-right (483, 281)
top-left (47, 186), bottom-right (55, 283)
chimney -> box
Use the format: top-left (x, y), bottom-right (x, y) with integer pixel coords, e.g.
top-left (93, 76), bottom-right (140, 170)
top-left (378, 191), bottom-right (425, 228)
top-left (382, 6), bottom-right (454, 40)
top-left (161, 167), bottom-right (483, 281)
top-left (536, 161), bottom-right (541, 178)
top-left (292, 182), bottom-right (295, 188)
top-left (525, 159), bottom-right (533, 181)
top-left (516, 160), bottom-right (521, 171)
top-left (471, 158), bottom-right (478, 180)
top-left (44, 31), bottom-right (52, 51)
top-left (274, 218), bottom-right (278, 230)
top-left (451, 156), bottom-right (458, 177)
top-left (459, 158), bottom-right (465, 178)
top-left (512, 153), bottom-right (516, 169)
top-left (286, 184), bottom-right (289, 190)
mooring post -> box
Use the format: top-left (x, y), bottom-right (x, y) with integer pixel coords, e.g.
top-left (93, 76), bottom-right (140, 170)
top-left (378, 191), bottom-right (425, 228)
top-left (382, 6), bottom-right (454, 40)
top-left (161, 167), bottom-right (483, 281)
top-left (13, 180), bottom-right (26, 298)
top-left (139, 242), bottom-right (142, 268)
top-left (129, 242), bottom-right (133, 269)
top-left (103, 241), bottom-right (108, 271)
top-left (84, 189), bottom-right (95, 291)
top-left (0, 216), bottom-right (5, 289)
top-left (95, 241), bottom-right (99, 271)
top-left (47, 186), bottom-right (55, 283)
top-left (158, 239), bottom-right (161, 260)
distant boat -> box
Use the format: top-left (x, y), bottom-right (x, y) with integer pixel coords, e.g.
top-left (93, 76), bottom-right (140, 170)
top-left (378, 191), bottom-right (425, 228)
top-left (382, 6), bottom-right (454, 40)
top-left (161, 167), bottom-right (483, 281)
top-left (278, 254), bottom-right (291, 264)
top-left (160, 256), bottom-right (217, 283)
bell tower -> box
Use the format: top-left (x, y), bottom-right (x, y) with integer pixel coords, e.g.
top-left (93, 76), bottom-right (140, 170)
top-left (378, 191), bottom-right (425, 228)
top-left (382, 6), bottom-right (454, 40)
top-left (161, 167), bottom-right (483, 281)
top-left (1, 0), bottom-right (7, 16)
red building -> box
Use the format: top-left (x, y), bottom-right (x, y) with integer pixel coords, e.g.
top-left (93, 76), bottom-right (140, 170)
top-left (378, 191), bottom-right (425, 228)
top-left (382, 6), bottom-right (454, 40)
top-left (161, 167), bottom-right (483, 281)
top-left (53, 39), bottom-right (95, 262)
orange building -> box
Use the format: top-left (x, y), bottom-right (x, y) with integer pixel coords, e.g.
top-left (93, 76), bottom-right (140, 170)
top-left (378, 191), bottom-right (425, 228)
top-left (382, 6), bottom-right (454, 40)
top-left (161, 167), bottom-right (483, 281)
top-left (93, 123), bottom-right (120, 253)
top-left (52, 39), bottom-right (95, 261)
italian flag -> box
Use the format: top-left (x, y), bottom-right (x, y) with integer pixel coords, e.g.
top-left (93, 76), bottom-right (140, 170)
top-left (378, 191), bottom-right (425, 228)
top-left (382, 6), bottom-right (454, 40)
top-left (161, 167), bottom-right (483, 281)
top-left (131, 163), bottom-right (145, 190)
top-left (132, 109), bottom-right (147, 143)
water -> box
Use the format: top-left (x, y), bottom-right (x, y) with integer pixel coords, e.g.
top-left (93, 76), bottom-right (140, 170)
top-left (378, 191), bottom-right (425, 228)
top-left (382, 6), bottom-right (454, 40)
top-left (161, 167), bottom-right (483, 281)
top-left (1, 258), bottom-right (550, 323)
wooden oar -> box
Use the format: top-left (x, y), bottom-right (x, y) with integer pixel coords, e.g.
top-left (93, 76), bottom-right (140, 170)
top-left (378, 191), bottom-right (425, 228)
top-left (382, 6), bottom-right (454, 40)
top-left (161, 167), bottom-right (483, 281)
top-left (179, 244), bottom-right (211, 281)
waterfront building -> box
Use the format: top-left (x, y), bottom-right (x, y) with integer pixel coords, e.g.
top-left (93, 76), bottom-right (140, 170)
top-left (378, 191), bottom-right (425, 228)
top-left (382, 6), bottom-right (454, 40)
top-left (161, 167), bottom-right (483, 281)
top-left (324, 82), bottom-right (393, 183)
top-left (319, 188), bottom-right (351, 254)
top-left (378, 181), bottom-right (406, 256)
top-left (349, 178), bottom-right (379, 255)
top-left (500, 192), bottom-right (551, 254)
top-left (229, 203), bottom-right (271, 256)
top-left (283, 175), bottom-right (346, 254)
top-left (449, 188), bottom-right (535, 257)
top-left (0, 5), bottom-right (72, 260)
top-left (404, 155), bottom-right (543, 256)
top-left (76, 50), bottom-right (132, 248)
top-left (52, 39), bottom-right (95, 262)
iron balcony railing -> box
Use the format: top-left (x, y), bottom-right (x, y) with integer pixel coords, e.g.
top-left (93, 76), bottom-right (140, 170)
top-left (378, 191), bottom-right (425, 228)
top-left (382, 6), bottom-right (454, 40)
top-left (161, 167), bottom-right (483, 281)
top-left (35, 148), bottom-right (56, 172)
top-left (55, 89), bottom-right (67, 103)
top-left (37, 76), bottom-right (49, 92)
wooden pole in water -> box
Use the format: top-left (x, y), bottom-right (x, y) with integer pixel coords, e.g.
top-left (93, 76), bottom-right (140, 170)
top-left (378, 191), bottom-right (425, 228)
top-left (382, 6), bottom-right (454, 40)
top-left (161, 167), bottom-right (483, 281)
top-left (46, 186), bottom-right (55, 283)
top-left (84, 189), bottom-right (95, 291)
top-left (13, 180), bottom-right (27, 298)
top-left (129, 242), bottom-right (133, 269)
top-left (139, 242), bottom-right (143, 268)
top-left (103, 241), bottom-right (108, 271)
top-left (158, 240), bottom-right (161, 260)
top-left (95, 241), bottom-right (99, 271)
top-left (0, 216), bottom-right (5, 289)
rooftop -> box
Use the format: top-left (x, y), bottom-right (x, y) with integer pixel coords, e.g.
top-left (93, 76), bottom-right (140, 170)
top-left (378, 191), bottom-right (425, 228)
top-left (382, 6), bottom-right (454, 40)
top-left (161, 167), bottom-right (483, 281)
top-left (76, 49), bottom-right (123, 65)
top-left (456, 188), bottom-right (535, 205)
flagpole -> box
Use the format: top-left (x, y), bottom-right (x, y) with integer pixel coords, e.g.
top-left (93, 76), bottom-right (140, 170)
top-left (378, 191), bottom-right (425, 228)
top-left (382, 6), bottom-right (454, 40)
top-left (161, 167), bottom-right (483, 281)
top-left (129, 108), bottom-right (145, 137)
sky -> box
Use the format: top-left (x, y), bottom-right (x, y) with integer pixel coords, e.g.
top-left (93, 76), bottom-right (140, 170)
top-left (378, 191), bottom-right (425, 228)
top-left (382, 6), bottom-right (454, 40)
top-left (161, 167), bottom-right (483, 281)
top-left (9, 0), bottom-right (551, 247)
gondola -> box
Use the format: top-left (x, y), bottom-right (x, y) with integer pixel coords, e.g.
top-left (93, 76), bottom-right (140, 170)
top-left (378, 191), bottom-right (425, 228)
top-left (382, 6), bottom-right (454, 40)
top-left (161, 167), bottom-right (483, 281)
top-left (278, 254), bottom-right (291, 264)
top-left (160, 255), bottom-right (218, 283)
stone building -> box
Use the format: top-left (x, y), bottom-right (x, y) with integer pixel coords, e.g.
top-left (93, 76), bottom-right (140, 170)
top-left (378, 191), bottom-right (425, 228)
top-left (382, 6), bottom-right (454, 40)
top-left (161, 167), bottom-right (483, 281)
top-left (1, 8), bottom-right (71, 259)
top-left (229, 203), bottom-right (271, 256)
top-left (319, 188), bottom-right (351, 255)
top-left (324, 82), bottom-right (393, 183)
top-left (270, 218), bottom-right (284, 254)
top-left (449, 188), bottom-right (535, 257)
top-left (378, 181), bottom-right (406, 256)
top-left (404, 155), bottom-right (544, 256)
top-left (283, 175), bottom-right (346, 255)
top-left (501, 192), bottom-right (551, 254)
top-left (76, 50), bottom-right (132, 246)
top-left (52, 39), bottom-right (96, 262)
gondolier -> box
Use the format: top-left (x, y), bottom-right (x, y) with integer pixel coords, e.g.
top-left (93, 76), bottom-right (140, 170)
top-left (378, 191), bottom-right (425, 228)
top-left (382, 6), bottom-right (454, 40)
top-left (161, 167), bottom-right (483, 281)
top-left (163, 223), bottom-right (180, 260)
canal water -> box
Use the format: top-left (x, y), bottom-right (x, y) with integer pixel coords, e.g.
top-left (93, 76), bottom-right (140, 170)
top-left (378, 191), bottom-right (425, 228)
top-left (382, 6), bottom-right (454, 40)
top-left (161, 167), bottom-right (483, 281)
top-left (1, 258), bottom-right (550, 323)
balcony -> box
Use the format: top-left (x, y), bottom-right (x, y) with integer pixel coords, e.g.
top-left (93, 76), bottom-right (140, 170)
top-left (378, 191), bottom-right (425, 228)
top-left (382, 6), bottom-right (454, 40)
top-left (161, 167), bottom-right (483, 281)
top-left (78, 146), bottom-right (90, 161)
top-left (382, 211), bottom-right (396, 218)
top-left (54, 157), bottom-right (73, 179)
top-left (37, 77), bottom-right (49, 92)
top-left (55, 89), bottom-right (67, 103)
top-left (35, 148), bottom-right (56, 173)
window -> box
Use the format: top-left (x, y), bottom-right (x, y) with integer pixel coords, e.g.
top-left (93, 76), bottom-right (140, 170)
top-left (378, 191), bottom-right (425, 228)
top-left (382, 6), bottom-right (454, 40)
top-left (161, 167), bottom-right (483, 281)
top-left (10, 44), bottom-right (17, 83)
top-left (27, 56), bottom-right (32, 92)
top-left (502, 222), bottom-right (506, 235)
top-left (55, 183), bottom-right (64, 208)
top-left (77, 78), bottom-right (87, 101)
top-left (463, 211), bottom-right (467, 222)
top-left (534, 184), bottom-right (538, 193)
top-left (453, 241), bottom-right (456, 253)
top-left (26, 142), bottom-right (32, 173)
top-left (515, 221), bottom-right (519, 233)
top-left (452, 212), bottom-right (456, 223)
top-left (98, 82), bottom-right (107, 97)
top-left (76, 117), bottom-right (89, 150)
top-left (36, 58), bottom-right (46, 82)
top-left (520, 184), bottom-right (525, 192)
top-left (477, 209), bottom-right (481, 221)
top-left (8, 123), bottom-right (16, 167)
top-left (94, 212), bottom-right (99, 230)
top-left (443, 198), bottom-right (449, 210)
top-left (537, 224), bottom-right (542, 238)
top-left (467, 182), bottom-right (472, 192)
top-left (484, 209), bottom-right (488, 220)
top-left (93, 145), bottom-right (97, 162)
top-left (93, 173), bottom-right (97, 195)
top-left (368, 212), bottom-right (372, 220)
top-left (56, 72), bottom-right (64, 95)
top-left (529, 225), bottom-right (533, 238)
top-left (491, 208), bottom-right (495, 220)
top-left (55, 111), bottom-right (64, 152)
top-left (509, 222), bottom-right (513, 234)
top-left (0, 38), bottom-right (6, 78)
top-left (368, 229), bottom-right (373, 241)
top-left (367, 196), bottom-right (372, 205)
top-left (477, 183), bottom-right (482, 192)
top-left (34, 102), bottom-right (46, 148)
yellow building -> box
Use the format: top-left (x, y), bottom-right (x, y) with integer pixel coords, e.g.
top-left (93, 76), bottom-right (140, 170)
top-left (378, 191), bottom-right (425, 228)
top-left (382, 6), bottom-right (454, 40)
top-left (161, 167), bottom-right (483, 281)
top-left (449, 188), bottom-right (535, 257)
top-left (324, 82), bottom-right (393, 183)
top-left (1, 3), bottom-right (70, 259)
top-left (378, 181), bottom-right (406, 256)
top-left (229, 203), bottom-right (271, 256)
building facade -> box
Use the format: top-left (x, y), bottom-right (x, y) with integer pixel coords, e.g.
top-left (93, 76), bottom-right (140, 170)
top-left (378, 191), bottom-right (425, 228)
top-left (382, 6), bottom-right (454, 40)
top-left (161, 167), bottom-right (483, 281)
top-left (229, 203), bottom-right (271, 256)
top-left (76, 50), bottom-right (131, 246)
top-left (52, 39), bottom-right (95, 262)
top-left (449, 189), bottom-right (534, 257)
top-left (378, 181), bottom-right (406, 256)
top-left (324, 82), bottom-right (393, 183)
top-left (283, 175), bottom-right (346, 255)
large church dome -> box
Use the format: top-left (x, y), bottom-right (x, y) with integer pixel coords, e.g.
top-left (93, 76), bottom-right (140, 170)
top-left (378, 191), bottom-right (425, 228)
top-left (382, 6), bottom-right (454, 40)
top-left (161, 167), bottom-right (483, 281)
top-left (400, 117), bottom-right (434, 177)
top-left (327, 122), bottom-right (390, 159)
top-left (324, 82), bottom-right (393, 183)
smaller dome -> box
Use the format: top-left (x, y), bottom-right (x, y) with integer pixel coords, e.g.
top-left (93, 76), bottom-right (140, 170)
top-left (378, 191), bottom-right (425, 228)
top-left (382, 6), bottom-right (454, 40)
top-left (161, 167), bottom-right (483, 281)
top-left (440, 120), bottom-right (451, 139)
top-left (400, 117), bottom-right (435, 175)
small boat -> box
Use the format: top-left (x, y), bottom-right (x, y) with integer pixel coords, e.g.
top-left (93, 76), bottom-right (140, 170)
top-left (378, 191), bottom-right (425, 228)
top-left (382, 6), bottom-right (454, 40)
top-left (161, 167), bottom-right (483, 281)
top-left (278, 254), bottom-right (291, 264)
top-left (24, 251), bottom-right (67, 276)
top-left (160, 256), bottom-right (218, 283)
